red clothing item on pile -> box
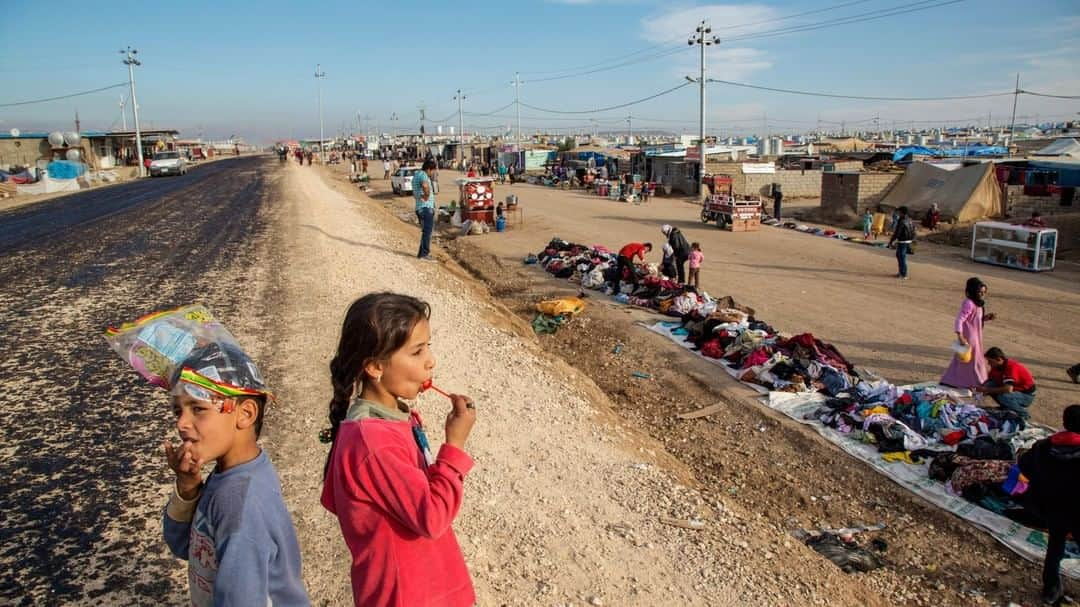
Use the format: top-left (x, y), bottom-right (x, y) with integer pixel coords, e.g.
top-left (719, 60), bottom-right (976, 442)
top-left (989, 358), bottom-right (1036, 392)
top-left (618, 242), bottom-right (649, 261)
top-left (322, 418), bottom-right (475, 607)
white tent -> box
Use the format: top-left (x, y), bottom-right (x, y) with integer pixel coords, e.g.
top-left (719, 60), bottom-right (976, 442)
top-left (1032, 138), bottom-right (1080, 159)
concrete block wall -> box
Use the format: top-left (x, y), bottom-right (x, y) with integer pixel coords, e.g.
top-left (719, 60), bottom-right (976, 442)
top-left (1005, 184), bottom-right (1078, 218)
top-left (744, 169), bottom-right (822, 198)
top-left (820, 172), bottom-right (900, 218)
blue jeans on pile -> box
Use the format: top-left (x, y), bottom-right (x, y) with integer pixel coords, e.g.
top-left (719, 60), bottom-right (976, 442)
top-left (416, 207), bottom-right (434, 258)
top-left (988, 380), bottom-right (1034, 418)
top-left (895, 243), bottom-right (910, 277)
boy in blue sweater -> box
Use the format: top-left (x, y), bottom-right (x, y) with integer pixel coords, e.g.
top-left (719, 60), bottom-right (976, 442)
top-left (161, 341), bottom-right (309, 606)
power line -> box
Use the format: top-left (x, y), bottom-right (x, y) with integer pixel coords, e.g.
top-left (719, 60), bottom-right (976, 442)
top-left (526, 46), bottom-right (690, 84)
top-left (1020, 89), bottom-right (1080, 100)
top-left (0, 82), bottom-right (127, 107)
top-left (519, 35), bottom-right (688, 76)
top-left (706, 78), bottom-right (1014, 101)
top-left (463, 101), bottom-right (516, 117)
top-left (723, 0), bottom-right (878, 31)
top-left (726, 0), bottom-right (966, 43)
top-left (520, 82), bottom-right (693, 115)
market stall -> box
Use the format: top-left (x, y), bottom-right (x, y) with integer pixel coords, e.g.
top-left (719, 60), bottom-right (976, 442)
top-left (456, 177), bottom-right (496, 224)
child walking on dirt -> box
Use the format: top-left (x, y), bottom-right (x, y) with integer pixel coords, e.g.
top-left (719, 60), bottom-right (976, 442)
top-left (861, 209), bottom-right (874, 240)
top-left (321, 292), bottom-right (477, 607)
top-left (688, 242), bottom-right (703, 290)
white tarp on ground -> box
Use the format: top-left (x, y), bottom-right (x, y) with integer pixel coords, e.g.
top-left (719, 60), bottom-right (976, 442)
top-left (647, 319), bottom-right (1079, 579)
top-left (16, 175), bottom-right (83, 195)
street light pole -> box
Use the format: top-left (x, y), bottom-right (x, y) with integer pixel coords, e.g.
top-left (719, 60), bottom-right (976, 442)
top-left (455, 89), bottom-right (466, 169)
top-left (689, 21), bottom-right (719, 199)
top-left (315, 64), bottom-right (326, 163)
top-left (120, 46), bottom-right (145, 177)
top-left (512, 72), bottom-right (522, 151)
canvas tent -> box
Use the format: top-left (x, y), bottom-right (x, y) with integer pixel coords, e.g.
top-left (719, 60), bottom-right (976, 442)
top-left (880, 161), bottom-right (1003, 222)
top-left (1032, 138), bottom-right (1080, 159)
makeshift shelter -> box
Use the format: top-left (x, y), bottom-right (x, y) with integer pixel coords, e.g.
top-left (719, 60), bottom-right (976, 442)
top-left (880, 162), bottom-right (1004, 222)
top-left (1032, 138), bottom-right (1080, 159)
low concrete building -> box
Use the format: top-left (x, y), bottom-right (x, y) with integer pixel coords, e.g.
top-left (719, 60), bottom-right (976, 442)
top-left (821, 171), bottom-right (902, 219)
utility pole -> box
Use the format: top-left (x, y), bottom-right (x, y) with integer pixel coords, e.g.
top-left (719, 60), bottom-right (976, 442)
top-left (315, 64), bottom-right (326, 163)
top-left (74, 110), bottom-right (81, 134)
top-left (455, 89), bottom-right (466, 169)
top-left (689, 21), bottom-right (719, 199)
top-left (512, 72), bottom-right (523, 151)
top-left (119, 95), bottom-right (127, 130)
top-left (627, 114), bottom-right (633, 145)
top-left (120, 46), bottom-right (145, 177)
top-left (390, 112), bottom-right (399, 138)
top-left (1008, 73), bottom-right (1020, 142)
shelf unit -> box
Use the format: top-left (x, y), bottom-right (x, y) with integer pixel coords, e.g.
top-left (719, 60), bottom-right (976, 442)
top-left (970, 221), bottom-right (1057, 272)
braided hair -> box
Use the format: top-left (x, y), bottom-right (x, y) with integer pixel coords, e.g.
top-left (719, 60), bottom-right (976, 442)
top-left (322, 292), bottom-right (431, 478)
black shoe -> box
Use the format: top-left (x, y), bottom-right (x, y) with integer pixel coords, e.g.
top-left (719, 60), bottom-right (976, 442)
top-left (1068, 365), bottom-right (1080, 384)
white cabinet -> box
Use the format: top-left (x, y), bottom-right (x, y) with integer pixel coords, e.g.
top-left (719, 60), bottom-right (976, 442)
top-left (971, 221), bottom-right (1057, 272)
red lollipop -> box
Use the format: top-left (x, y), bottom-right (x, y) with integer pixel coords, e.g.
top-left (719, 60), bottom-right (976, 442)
top-left (420, 379), bottom-right (452, 399)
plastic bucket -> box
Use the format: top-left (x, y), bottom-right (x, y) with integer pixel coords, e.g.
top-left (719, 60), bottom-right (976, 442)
top-left (496, 216), bottom-right (506, 232)
top-left (951, 341), bottom-right (972, 363)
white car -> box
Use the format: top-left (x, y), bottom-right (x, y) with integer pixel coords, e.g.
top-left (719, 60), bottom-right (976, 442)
top-left (390, 167), bottom-right (419, 195)
top-left (149, 151), bottom-right (187, 177)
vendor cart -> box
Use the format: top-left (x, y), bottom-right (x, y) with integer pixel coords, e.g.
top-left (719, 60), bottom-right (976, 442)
top-left (456, 177), bottom-right (497, 224)
top-left (700, 174), bottom-right (761, 231)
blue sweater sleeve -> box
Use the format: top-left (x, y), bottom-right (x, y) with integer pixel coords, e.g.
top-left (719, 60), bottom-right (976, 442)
top-left (163, 506), bottom-right (191, 559)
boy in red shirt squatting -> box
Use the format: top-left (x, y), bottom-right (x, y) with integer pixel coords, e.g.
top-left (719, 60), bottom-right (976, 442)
top-left (321, 292), bottom-right (477, 607)
top-left (972, 346), bottom-right (1037, 419)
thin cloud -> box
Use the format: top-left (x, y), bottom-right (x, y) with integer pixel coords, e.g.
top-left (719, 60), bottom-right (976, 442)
top-left (641, 4), bottom-right (780, 43)
top-left (671, 46), bottom-right (773, 81)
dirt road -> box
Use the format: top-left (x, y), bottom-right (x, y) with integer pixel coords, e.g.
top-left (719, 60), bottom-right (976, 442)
top-left (416, 175), bottom-right (1080, 428)
top-left (363, 166), bottom-right (1079, 605)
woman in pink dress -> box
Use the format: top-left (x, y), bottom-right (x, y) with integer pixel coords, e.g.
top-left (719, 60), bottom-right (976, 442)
top-left (941, 277), bottom-right (996, 387)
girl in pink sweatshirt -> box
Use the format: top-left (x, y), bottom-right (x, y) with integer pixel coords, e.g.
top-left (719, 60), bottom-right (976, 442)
top-left (320, 292), bottom-right (477, 607)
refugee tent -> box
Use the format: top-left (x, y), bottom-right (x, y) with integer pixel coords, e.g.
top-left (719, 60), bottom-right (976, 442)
top-left (879, 161), bottom-right (1003, 221)
top-left (1032, 138), bottom-right (1080, 159)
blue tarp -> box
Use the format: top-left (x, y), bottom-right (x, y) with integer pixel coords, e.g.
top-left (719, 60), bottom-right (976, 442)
top-left (46, 160), bottom-right (87, 179)
top-left (893, 145), bottom-right (1008, 162)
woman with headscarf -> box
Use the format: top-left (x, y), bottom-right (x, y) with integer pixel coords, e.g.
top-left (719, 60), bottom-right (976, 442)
top-left (941, 277), bottom-right (997, 388)
top-left (660, 224), bottom-right (691, 284)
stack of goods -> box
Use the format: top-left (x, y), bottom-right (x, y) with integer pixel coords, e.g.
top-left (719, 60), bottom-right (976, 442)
top-left (460, 179), bottom-right (495, 223)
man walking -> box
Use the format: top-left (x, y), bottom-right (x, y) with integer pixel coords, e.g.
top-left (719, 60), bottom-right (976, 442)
top-left (888, 206), bottom-right (915, 280)
top-left (412, 159), bottom-right (438, 261)
top-left (383, 158), bottom-right (391, 180)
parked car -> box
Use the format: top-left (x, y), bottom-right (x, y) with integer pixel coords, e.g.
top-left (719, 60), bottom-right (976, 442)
top-left (390, 166), bottom-right (420, 195)
top-left (149, 151), bottom-right (187, 177)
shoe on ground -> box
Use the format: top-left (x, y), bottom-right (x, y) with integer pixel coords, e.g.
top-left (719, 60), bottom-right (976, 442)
top-left (1067, 366), bottom-right (1080, 384)
top-left (419, 256), bottom-right (439, 263)
top-left (901, 276), bottom-right (909, 281)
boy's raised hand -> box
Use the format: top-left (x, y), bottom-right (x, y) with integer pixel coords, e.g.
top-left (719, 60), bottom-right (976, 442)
top-left (163, 440), bottom-right (205, 500)
top-left (444, 394), bottom-right (476, 450)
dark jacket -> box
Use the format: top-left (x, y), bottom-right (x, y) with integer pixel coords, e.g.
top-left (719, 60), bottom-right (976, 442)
top-left (668, 228), bottom-right (690, 258)
top-left (1018, 431), bottom-right (1080, 528)
top-left (892, 217), bottom-right (915, 243)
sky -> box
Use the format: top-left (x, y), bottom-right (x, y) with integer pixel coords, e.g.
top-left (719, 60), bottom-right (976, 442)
top-left (2, 0), bottom-right (1078, 144)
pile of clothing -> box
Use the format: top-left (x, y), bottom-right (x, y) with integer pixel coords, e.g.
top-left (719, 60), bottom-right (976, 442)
top-left (535, 238), bottom-right (709, 314)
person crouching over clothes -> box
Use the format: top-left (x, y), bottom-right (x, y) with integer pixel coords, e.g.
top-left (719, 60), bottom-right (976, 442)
top-left (1018, 404), bottom-right (1080, 606)
top-left (972, 347), bottom-right (1037, 418)
top-left (613, 242), bottom-right (651, 291)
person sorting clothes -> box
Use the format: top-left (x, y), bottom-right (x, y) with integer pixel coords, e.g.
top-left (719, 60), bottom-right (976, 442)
top-left (612, 242), bottom-right (652, 291)
top-left (1017, 404), bottom-right (1080, 606)
top-left (972, 347), bottom-right (1037, 418)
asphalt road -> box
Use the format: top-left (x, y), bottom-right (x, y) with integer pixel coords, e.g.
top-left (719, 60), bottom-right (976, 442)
top-left (0, 155), bottom-right (280, 604)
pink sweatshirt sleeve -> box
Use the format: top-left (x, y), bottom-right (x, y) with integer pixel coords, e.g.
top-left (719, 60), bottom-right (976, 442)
top-left (954, 299), bottom-right (975, 333)
top-left (360, 442), bottom-right (474, 539)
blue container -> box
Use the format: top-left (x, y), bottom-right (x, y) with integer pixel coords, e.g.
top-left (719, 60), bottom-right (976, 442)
top-left (496, 216), bottom-right (506, 232)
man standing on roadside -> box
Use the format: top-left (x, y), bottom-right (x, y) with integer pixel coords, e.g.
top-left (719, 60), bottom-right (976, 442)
top-left (413, 159), bottom-right (438, 261)
top-left (383, 158), bottom-right (391, 180)
top-left (888, 205), bottom-right (915, 280)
